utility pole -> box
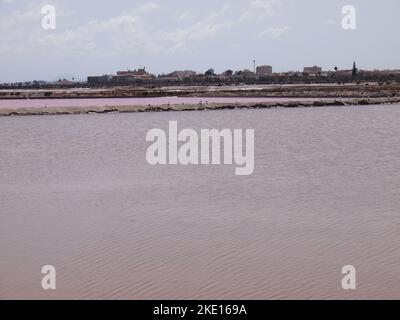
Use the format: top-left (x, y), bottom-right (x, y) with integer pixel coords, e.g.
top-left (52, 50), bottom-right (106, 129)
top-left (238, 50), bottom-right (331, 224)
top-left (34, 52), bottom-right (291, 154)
top-left (352, 61), bottom-right (358, 78)
top-left (253, 60), bottom-right (256, 73)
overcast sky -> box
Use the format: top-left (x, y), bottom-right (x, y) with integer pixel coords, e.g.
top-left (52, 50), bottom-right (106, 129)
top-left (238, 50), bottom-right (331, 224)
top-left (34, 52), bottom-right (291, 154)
top-left (0, 0), bottom-right (399, 82)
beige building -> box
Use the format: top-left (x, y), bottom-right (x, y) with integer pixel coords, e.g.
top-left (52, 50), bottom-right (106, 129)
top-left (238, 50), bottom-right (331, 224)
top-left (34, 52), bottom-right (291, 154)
top-left (169, 70), bottom-right (197, 78)
top-left (116, 68), bottom-right (155, 80)
top-left (256, 65), bottom-right (273, 76)
top-left (303, 66), bottom-right (322, 74)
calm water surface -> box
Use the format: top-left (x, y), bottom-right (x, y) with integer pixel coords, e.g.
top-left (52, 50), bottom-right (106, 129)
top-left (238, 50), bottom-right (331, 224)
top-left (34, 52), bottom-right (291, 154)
top-left (1, 104), bottom-right (400, 299)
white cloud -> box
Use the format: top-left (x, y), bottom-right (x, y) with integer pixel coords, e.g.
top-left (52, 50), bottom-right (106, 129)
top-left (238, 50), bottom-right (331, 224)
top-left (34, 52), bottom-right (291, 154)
top-left (0, 1), bottom-right (235, 59)
top-left (0, 2), bottom-right (45, 56)
top-left (136, 2), bottom-right (160, 14)
top-left (257, 26), bottom-right (289, 39)
top-left (2, 2), bottom-right (164, 57)
top-left (0, 3), bottom-right (38, 28)
top-left (163, 5), bottom-right (232, 52)
top-left (323, 19), bottom-right (336, 25)
top-left (241, 0), bottom-right (282, 21)
top-left (175, 11), bottom-right (193, 22)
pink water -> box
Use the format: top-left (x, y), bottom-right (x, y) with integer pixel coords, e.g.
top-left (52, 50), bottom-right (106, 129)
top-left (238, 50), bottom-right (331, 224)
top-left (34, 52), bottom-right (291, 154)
top-left (0, 96), bottom-right (326, 109)
top-left (1, 104), bottom-right (400, 299)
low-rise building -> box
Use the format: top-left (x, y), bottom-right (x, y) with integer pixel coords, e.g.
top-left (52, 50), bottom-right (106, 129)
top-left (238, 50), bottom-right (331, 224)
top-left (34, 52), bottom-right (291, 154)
top-left (87, 75), bottom-right (113, 85)
top-left (236, 69), bottom-right (256, 78)
top-left (158, 70), bottom-right (197, 80)
top-left (256, 65), bottom-right (273, 76)
top-left (115, 68), bottom-right (156, 81)
top-left (169, 70), bottom-right (197, 78)
top-left (303, 66), bottom-right (322, 74)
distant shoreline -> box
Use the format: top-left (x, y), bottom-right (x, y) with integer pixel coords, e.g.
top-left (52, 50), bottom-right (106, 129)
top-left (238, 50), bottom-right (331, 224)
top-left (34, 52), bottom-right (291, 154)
top-left (1, 97), bottom-right (400, 117)
top-left (1, 83), bottom-right (399, 116)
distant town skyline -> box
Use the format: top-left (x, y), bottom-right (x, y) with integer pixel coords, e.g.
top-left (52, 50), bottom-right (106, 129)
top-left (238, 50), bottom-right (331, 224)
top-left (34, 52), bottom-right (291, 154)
top-left (1, 0), bottom-right (399, 82)
top-left (6, 61), bottom-right (399, 85)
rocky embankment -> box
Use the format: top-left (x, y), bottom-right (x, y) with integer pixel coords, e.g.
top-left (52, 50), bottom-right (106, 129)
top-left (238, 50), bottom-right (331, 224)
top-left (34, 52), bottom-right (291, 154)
top-left (1, 97), bottom-right (400, 117)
